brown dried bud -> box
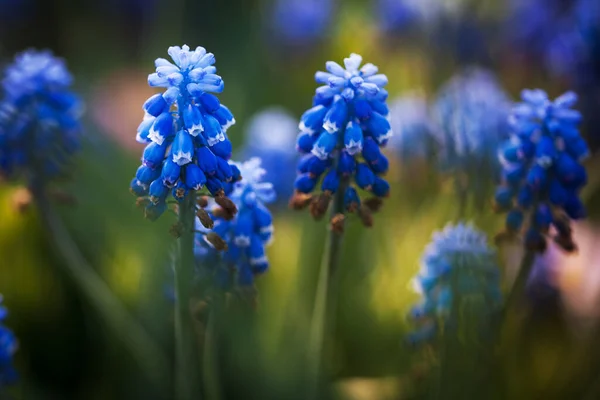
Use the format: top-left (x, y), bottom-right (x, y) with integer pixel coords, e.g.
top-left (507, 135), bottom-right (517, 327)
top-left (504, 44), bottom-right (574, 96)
top-left (358, 205), bottom-right (374, 228)
top-left (215, 195), bottom-right (238, 216)
top-left (330, 213), bottom-right (345, 234)
top-left (212, 206), bottom-right (236, 221)
top-left (196, 196), bottom-right (209, 208)
top-left (11, 187), bottom-right (32, 213)
top-left (196, 208), bottom-right (214, 229)
top-left (554, 234), bottom-right (577, 253)
top-left (363, 197), bottom-right (384, 213)
top-left (289, 191), bottom-right (313, 210)
top-left (309, 192), bottom-right (332, 220)
top-left (206, 232), bottom-right (228, 251)
top-left (136, 197), bottom-right (151, 209)
top-left (169, 222), bottom-right (185, 238)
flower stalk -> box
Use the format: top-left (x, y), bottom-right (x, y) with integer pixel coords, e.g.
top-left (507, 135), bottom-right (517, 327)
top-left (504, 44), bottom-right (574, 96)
top-left (306, 177), bottom-right (348, 400)
top-left (174, 192), bottom-right (202, 400)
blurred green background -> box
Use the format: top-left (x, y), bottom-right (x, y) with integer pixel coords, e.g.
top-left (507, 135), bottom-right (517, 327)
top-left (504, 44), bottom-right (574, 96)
top-left (2, 0), bottom-right (600, 399)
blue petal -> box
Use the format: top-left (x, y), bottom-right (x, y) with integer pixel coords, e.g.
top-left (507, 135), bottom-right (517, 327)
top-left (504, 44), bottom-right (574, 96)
top-left (321, 169), bottom-right (340, 193)
top-left (184, 163), bottom-right (207, 190)
top-left (142, 142), bottom-right (168, 170)
top-left (294, 173), bottom-right (317, 193)
top-left (171, 130), bottom-right (194, 166)
top-left (161, 158), bottom-right (181, 187)
top-left (355, 163), bottom-right (376, 190)
top-left (135, 164), bottom-right (161, 185)
top-left (344, 121), bottom-right (363, 155)
top-left (143, 94), bottom-right (168, 117)
top-left (148, 112), bottom-right (174, 145)
top-left (149, 179), bottom-right (169, 203)
top-left (311, 132), bottom-right (337, 160)
top-left (337, 150), bottom-right (356, 176)
top-left (323, 96), bottom-right (349, 133)
top-left (299, 105), bottom-right (328, 134)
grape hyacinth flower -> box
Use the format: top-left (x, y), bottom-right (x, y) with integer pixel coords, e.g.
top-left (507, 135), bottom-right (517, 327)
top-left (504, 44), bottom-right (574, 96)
top-left (268, 0), bottom-right (333, 47)
top-left (0, 296), bottom-right (18, 388)
top-left (0, 49), bottom-right (82, 183)
top-left (387, 93), bottom-right (438, 165)
top-left (375, 0), bottom-right (447, 35)
top-left (407, 223), bottom-right (502, 346)
top-left (290, 53), bottom-right (392, 230)
top-left (432, 68), bottom-right (510, 211)
top-left (238, 107), bottom-right (298, 204)
top-left (129, 45), bottom-right (239, 221)
top-left (195, 158), bottom-right (274, 289)
top-left (495, 89), bottom-right (589, 253)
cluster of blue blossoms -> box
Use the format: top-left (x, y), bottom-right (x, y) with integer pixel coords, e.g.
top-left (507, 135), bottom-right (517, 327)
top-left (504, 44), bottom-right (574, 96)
top-left (238, 107), bottom-right (298, 204)
top-left (0, 296), bottom-right (18, 388)
top-left (269, 0), bottom-right (333, 47)
top-left (432, 69), bottom-right (510, 210)
top-left (387, 93), bottom-right (437, 164)
top-left (432, 68), bottom-right (510, 174)
top-left (194, 158), bottom-right (274, 288)
top-left (407, 223), bottom-right (502, 346)
top-left (494, 89), bottom-right (588, 252)
top-left (291, 53), bottom-right (392, 228)
top-left (129, 45), bottom-right (238, 221)
top-left (505, 0), bottom-right (600, 79)
top-left (0, 49), bottom-right (82, 182)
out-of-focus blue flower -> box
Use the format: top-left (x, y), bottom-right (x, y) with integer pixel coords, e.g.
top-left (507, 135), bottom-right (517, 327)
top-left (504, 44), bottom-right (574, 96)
top-left (291, 53), bottom-right (392, 226)
top-left (433, 68), bottom-right (510, 171)
top-left (0, 49), bottom-right (82, 182)
top-left (505, 0), bottom-right (600, 79)
top-left (129, 45), bottom-right (238, 221)
top-left (269, 0), bottom-right (333, 46)
top-left (387, 93), bottom-right (438, 164)
top-left (407, 223), bottom-right (502, 346)
top-left (196, 158), bottom-right (274, 288)
top-left (431, 68), bottom-right (510, 210)
top-left (495, 89), bottom-right (588, 252)
top-left (375, 0), bottom-right (449, 34)
top-left (0, 296), bottom-right (18, 388)
top-left (238, 107), bottom-right (298, 205)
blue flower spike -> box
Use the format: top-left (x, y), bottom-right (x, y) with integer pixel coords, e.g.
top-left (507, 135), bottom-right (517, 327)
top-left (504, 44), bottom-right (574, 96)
top-left (290, 53), bottom-right (392, 230)
top-left (407, 223), bottom-right (502, 347)
top-left (0, 296), bottom-right (18, 388)
top-left (238, 107), bottom-right (299, 204)
top-left (194, 158), bottom-right (275, 292)
top-left (494, 89), bottom-right (589, 253)
top-left (129, 45), bottom-right (239, 222)
top-left (0, 49), bottom-right (83, 184)
top-left (432, 68), bottom-right (510, 211)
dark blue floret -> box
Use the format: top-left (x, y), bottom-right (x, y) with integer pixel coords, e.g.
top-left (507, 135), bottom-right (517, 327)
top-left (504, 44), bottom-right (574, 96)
top-left (495, 89), bottom-right (589, 252)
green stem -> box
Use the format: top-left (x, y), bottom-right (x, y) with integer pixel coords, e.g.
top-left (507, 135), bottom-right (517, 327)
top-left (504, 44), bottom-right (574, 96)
top-left (33, 187), bottom-right (169, 392)
top-left (306, 179), bottom-right (348, 400)
top-left (174, 193), bottom-right (202, 400)
top-left (202, 293), bottom-right (224, 400)
top-left (504, 250), bottom-right (536, 313)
